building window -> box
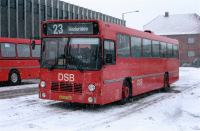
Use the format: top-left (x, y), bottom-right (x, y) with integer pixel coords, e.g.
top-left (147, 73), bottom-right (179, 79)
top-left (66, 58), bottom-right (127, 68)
top-left (53, 8), bottom-right (58, 19)
top-left (65, 11), bottom-right (68, 19)
top-left (1, 0), bottom-right (8, 7)
top-left (10, 0), bottom-right (16, 9)
top-left (188, 51), bottom-right (195, 57)
top-left (47, 6), bottom-right (52, 18)
top-left (26, 0), bottom-right (32, 12)
top-left (59, 9), bottom-right (63, 19)
top-left (41, 5), bottom-right (46, 21)
top-left (34, 3), bottom-right (39, 14)
top-left (188, 37), bottom-right (195, 44)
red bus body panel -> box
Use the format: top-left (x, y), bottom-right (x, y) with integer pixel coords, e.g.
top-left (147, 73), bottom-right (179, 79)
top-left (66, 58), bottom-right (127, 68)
top-left (39, 20), bottom-right (179, 105)
top-left (0, 38), bottom-right (40, 82)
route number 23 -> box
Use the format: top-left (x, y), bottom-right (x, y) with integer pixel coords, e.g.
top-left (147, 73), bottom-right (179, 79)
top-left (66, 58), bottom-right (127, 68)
top-left (53, 24), bottom-right (63, 34)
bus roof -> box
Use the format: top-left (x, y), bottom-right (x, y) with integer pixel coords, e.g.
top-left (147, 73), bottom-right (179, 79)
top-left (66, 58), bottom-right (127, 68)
top-left (100, 21), bottom-right (179, 44)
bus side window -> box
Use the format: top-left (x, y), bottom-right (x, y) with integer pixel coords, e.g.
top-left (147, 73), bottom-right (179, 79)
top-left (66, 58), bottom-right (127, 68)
top-left (1, 43), bottom-right (16, 58)
top-left (173, 45), bottom-right (179, 58)
top-left (167, 43), bottom-right (173, 58)
top-left (32, 45), bottom-right (41, 58)
top-left (142, 39), bottom-right (152, 57)
top-left (160, 42), bottom-right (166, 58)
top-left (17, 44), bottom-right (30, 58)
top-left (104, 40), bottom-right (116, 64)
top-left (131, 37), bottom-right (142, 58)
top-left (117, 34), bottom-right (130, 57)
top-left (152, 40), bottom-right (160, 57)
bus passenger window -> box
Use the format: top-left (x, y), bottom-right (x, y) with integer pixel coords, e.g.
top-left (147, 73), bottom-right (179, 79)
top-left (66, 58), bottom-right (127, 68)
top-left (152, 41), bottom-right (160, 57)
top-left (17, 44), bottom-right (30, 57)
top-left (173, 45), bottom-right (179, 58)
top-left (32, 45), bottom-right (41, 57)
top-left (1, 43), bottom-right (16, 57)
top-left (143, 39), bottom-right (152, 57)
top-left (131, 37), bottom-right (142, 57)
top-left (160, 42), bottom-right (166, 58)
top-left (167, 44), bottom-right (173, 58)
top-left (104, 40), bottom-right (116, 64)
top-left (117, 34), bottom-right (130, 57)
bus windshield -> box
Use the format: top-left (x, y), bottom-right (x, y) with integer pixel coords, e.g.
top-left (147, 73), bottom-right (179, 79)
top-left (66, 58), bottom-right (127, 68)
top-left (41, 38), bottom-right (101, 70)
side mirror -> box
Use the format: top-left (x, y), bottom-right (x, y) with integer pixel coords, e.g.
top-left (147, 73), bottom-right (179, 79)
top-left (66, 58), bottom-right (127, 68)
top-left (105, 54), bottom-right (113, 64)
top-left (31, 40), bottom-right (36, 50)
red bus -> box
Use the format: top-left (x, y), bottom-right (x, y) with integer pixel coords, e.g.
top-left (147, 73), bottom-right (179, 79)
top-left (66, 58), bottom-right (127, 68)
top-left (39, 20), bottom-right (179, 105)
top-left (0, 38), bottom-right (41, 85)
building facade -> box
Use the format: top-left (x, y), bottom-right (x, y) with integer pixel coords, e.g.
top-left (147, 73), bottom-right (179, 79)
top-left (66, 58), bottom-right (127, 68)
top-left (0, 0), bottom-right (125, 39)
top-left (144, 13), bottom-right (200, 66)
top-left (166, 34), bottom-right (200, 66)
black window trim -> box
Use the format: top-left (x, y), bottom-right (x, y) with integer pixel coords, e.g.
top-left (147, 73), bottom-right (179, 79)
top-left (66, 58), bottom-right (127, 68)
top-left (103, 39), bottom-right (116, 65)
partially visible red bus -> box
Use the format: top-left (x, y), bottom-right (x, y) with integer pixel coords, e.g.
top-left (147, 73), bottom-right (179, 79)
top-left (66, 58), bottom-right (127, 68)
top-left (39, 20), bottom-right (179, 105)
top-left (0, 38), bottom-right (41, 85)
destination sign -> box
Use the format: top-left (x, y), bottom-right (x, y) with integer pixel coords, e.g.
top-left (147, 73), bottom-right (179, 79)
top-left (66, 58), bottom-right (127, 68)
top-left (44, 22), bottom-right (99, 35)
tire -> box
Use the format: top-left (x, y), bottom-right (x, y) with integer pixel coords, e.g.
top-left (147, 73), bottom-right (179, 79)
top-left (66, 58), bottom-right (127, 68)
top-left (163, 73), bottom-right (170, 92)
top-left (9, 70), bottom-right (21, 85)
top-left (119, 80), bottom-right (132, 104)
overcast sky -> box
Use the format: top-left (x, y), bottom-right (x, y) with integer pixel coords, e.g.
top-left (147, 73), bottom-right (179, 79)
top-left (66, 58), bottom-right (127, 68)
top-left (63, 0), bottom-right (200, 30)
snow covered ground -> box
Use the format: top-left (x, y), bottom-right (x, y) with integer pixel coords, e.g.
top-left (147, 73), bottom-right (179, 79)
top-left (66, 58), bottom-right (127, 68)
top-left (0, 67), bottom-right (200, 131)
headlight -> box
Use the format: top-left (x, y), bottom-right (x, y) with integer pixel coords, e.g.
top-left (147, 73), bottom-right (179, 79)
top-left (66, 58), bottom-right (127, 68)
top-left (41, 93), bottom-right (46, 98)
top-left (40, 81), bottom-right (46, 88)
top-left (88, 84), bottom-right (96, 92)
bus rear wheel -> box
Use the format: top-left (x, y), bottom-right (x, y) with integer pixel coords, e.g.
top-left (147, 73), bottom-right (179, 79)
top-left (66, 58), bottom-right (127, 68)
top-left (9, 70), bottom-right (21, 85)
top-left (163, 73), bottom-right (170, 92)
top-left (119, 80), bottom-right (131, 104)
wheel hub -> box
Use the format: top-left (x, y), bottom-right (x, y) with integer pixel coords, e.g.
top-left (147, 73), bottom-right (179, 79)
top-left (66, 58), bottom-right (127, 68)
top-left (122, 86), bottom-right (129, 98)
top-left (11, 73), bottom-right (18, 83)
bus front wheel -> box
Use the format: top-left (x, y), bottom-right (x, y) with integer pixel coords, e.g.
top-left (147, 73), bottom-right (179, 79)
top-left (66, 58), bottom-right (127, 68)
top-left (9, 70), bottom-right (21, 85)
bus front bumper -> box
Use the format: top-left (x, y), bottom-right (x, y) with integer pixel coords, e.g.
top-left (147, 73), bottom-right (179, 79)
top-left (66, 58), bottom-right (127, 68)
top-left (39, 91), bottom-right (101, 105)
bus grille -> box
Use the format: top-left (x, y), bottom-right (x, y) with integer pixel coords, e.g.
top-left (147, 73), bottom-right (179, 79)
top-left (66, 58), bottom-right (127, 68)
top-left (51, 82), bottom-right (82, 94)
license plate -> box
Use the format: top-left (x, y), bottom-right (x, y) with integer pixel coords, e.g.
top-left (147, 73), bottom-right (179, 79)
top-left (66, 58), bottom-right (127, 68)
top-left (59, 95), bottom-right (72, 100)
